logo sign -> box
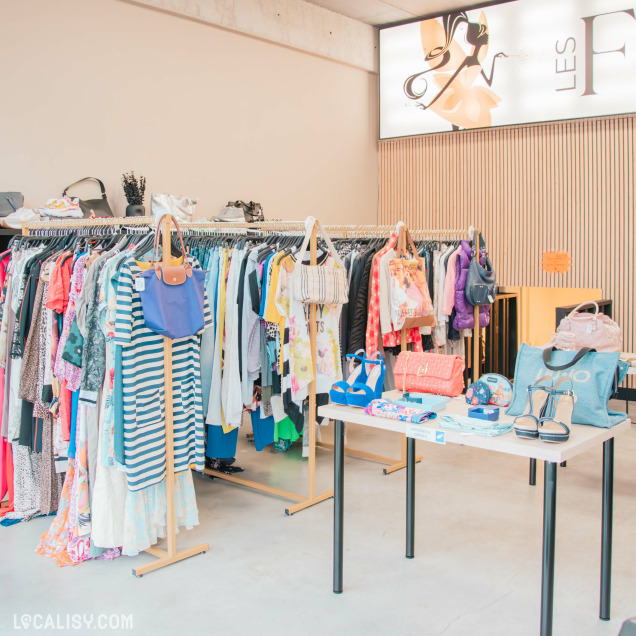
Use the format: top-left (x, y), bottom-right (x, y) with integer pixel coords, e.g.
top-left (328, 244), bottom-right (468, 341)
top-left (379, 0), bottom-right (636, 138)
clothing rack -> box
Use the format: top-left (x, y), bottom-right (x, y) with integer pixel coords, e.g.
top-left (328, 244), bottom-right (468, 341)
top-left (22, 216), bottom-right (335, 516)
top-left (315, 222), bottom-right (475, 474)
top-left (153, 219), bottom-right (474, 493)
top-left (20, 217), bottom-right (481, 514)
top-left (132, 215), bottom-right (209, 576)
top-left (21, 216), bottom-right (154, 233)
top-left (21, 215), bottom-right (209, 576)
top-left (189, 218), bottom-right (335, 514)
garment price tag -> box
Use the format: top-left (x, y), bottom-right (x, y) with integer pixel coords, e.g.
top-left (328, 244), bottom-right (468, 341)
top-left (405, 424), bottom-right (446, 444)
top-left (135, 276), bottom-right (145, 292)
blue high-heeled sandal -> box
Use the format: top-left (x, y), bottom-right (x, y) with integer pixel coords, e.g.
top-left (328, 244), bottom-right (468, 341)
top-left (330, 349), bottom-right (368, 405)
top-left (346, 352), bottom-right (386, 408)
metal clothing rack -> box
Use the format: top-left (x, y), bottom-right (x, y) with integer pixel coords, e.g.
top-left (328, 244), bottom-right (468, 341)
top-left (21, 216), bottom-right (154, 233)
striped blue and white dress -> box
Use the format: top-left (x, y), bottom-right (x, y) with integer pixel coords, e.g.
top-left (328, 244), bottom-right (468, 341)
top-left (114, 255), bottom-right (211, 492)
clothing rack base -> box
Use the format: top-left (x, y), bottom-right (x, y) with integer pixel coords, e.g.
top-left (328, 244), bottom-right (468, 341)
top-left (200, 467), bottom-right (334, 515)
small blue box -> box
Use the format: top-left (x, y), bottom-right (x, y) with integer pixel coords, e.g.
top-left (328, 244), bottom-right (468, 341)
top-left (396, 393), bottom-right (449, 412)
top-left (468, 406), bottom-right (500, 421)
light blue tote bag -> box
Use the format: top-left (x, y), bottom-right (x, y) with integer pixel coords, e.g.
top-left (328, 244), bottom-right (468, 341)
top-left (506, 344), bottom-right (628, 428)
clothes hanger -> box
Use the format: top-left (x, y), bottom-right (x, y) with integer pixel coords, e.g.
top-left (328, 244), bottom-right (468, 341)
top-left (132, 232), bottom-right (157, 259)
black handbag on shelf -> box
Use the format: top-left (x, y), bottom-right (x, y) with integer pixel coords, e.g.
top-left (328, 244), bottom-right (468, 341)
top-left (465, 230), bottom-right (496, 306)
top-left (0, 192), bottom-right (24, 217)
top-left (63, 177), bottom-right (114, 218)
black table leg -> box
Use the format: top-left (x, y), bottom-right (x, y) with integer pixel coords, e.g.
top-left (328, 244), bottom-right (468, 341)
top-left (541, 461), bottom-right (557, 636)
top-left (406, 437), bottom-right (415, 559)
top-left (529, 458), bottom-right (537, 486)
top-left (600, 438), bottom-right (614, 620)
top-left (333, 420), bottom-right (345, 594)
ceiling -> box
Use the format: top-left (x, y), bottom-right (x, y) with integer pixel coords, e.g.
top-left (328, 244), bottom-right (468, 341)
top-left (304, 0), bottom-right (500, 26)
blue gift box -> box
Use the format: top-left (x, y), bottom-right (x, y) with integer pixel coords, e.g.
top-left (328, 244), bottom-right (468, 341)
top-left (468, 406), bottom-right (500, 421)
top-left (396, 393), bottom-right (449, 412)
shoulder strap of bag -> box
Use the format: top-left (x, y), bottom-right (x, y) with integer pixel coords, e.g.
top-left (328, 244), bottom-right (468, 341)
top-left (542, 346), bottom-right (595, 371)
top-left (397, 226), bottom-right (420, 260)
top-left (63, 178), bottom-right (107, 199)
top-left (472, 229), bottom-right (488, 256)
top-left (405, 229), bottom-right (420, 260)
top-left (297, 217), bottom-right (346, 270)
top-left (151, 214), bottom-right (189, 272)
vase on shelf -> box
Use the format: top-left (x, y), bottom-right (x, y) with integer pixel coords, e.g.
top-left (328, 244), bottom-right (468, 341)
top-left (125, 204), bottom-right (145, 217)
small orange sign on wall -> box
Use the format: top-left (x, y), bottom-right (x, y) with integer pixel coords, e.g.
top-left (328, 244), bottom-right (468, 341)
top-left (542, 251), bottom-right (572, 274)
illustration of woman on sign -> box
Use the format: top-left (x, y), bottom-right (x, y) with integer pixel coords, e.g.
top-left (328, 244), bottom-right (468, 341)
top-left (403, 11), bottom-right (507, 130)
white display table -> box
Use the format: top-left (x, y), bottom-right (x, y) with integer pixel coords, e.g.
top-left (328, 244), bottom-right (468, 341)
top-left (318, 392), bottom-right (631, 636)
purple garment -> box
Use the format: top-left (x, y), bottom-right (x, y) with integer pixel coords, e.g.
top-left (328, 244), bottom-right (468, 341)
top-left (453, 241), bottom-right (490, 330)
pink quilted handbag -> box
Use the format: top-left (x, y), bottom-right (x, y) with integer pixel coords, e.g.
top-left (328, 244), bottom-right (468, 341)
top-left (394, 352), bottom-right (465, 397)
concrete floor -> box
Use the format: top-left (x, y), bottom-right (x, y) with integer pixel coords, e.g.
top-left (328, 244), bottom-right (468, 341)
top-left (1, 400), bottom-right (635, 636)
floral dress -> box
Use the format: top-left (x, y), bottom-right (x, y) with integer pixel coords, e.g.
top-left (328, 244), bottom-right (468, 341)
top-left (54, 253), bottom-right (88, 391)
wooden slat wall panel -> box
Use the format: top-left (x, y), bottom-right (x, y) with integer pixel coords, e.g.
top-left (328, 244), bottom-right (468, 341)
top-left (379, 114), bottom-right (636, 358)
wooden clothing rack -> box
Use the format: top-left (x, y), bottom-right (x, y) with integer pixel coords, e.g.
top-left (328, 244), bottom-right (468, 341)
top-left (314, 221), bottom-right (477, 475)
top-left (132, 215), bottom-right (209, 576)
top-left (22, 215), bottom-right (209, 576)
top-left (21, 217), bottom-right (482, 515)
top-left (22, 216), bottom-right (334, 516)
top-left (193, 218), bottom-right (334, 514)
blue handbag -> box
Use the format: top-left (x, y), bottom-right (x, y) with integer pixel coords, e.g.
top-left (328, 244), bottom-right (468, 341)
top-left (137, 215), bottom-right (206, 339)
top-left (506, 344), bottom-right (628, 428)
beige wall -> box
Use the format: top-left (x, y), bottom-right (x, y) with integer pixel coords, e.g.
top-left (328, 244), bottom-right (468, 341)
top-left (0, 0), bottom-right (379, 224)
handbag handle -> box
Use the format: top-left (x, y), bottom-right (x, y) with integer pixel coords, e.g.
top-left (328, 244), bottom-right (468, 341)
top-left (63, 177), bottom-right (107, 199)
top-left (150, 214), bottom-right (190, 274)
top-left (472, 229), bottom-right (488, 256)
top-left (567, 301), bottom-right (600, 319)
top-left (297, 216), bottom-right (346, 270)
top-left (5, 195), bottom-right (17, 212)
top-left (542, 346), bottom-right (595, 371)
top-left (397, 226), bottom-right (420, 260)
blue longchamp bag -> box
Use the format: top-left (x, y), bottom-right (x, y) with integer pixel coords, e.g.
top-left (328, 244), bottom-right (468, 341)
top-left (137, 215), bottom-right (206, 339)
top-left (506, 344), bottom-right (628, 428)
